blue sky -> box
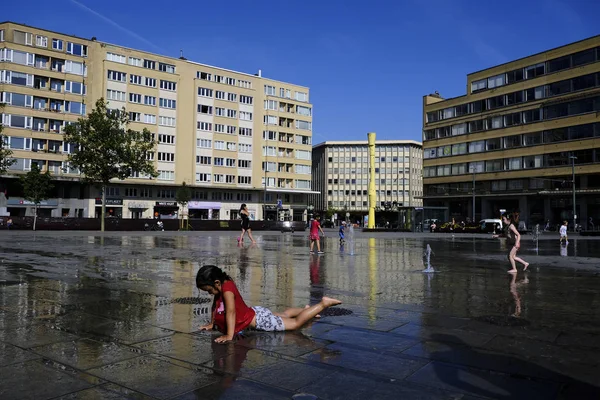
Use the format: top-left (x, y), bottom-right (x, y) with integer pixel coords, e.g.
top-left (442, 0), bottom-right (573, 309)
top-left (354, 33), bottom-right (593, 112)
top-left (5, 0), bottom-right (600, 143)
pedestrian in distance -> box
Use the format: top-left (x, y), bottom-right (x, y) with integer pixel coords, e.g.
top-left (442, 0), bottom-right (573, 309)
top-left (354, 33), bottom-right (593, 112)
top-left (309, 215), bottom-right (325, 254)
top-left (493, 212), bottom-right (529, 273)
top-left (559, 220), bottom-right (568, 245)
top-left (339, 221), bottom-right (346, 245)
top-left (197, 265), bottom-right (341, 343)
top-left (237, 204), bottom-right (256, 244)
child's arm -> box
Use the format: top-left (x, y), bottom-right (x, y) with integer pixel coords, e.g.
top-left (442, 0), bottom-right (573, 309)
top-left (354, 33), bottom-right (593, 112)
top-left (319, 223), bottom-right (325, 235)
top-left (215, 291), bottom-right (236, 343)
top-left (511, 225), bottom-right (521, 247)
top-left (199, 300), bottom-right (216, 330)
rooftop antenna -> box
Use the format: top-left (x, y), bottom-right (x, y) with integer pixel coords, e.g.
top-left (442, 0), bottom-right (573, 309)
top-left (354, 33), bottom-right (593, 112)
top-left (179, 49), bottom-right (187, 60)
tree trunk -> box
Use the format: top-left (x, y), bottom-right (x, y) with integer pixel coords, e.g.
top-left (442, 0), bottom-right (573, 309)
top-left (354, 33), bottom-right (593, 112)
top-left (101, 185), bottom-right (106, 232)
top-left (33, 204), bottom-right (37, 231)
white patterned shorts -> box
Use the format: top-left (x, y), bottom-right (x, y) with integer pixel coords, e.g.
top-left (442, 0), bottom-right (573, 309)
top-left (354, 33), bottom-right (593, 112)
top-left (252, 306), bottom-right (285, 331)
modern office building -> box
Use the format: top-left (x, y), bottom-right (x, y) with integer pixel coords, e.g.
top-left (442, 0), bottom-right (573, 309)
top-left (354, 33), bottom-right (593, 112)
top-left (422, 35), bottom-right (600, 228)
top-left (311, 140), bottom-right (423, 221)
top-left (0, 21), bottom-right (315, 221)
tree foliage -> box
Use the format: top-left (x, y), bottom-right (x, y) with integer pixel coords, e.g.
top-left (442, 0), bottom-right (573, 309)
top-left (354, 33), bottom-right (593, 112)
top-left (63, 98), bottom-right (157, 184)
top-left (176, 181), bottom-right (191, 207)
top-left (0, 104), bottom-right (15, 175)
top-left (20, 163), bottom-right (53, 230)
top-left (63, 98), bottom-right (157, 230)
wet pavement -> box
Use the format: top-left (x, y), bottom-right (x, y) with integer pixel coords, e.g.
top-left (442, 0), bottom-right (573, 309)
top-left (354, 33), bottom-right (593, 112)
top-left (1, 230), bottom-right (600, 399)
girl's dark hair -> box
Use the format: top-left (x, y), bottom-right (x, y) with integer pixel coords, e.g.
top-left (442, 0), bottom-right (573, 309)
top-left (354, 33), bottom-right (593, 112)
top-left (196, 265), bottom-right (231, 287)
top-left (240, 203), bottom-right (247, 212)
top-left (501, 212), bottom-right (512, 221)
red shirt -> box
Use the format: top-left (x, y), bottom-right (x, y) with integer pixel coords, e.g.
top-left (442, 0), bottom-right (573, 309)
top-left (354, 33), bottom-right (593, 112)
top-left (213, 280), bottom-right (255, 334)
top-left (310, 220), bottom-right (321, 235)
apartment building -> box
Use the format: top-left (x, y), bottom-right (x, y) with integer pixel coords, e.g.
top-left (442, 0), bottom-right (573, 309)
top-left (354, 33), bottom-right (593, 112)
top-left (422, 35), bottom-right (600, 228)
top-left (0, 22), bottom-right (315, 221)
top-left (311, 140), bottom-right (423, 219)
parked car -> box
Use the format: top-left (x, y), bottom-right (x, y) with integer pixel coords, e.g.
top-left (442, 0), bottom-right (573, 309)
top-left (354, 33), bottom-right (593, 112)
top-left (480, 219), bottom-right (503, 233)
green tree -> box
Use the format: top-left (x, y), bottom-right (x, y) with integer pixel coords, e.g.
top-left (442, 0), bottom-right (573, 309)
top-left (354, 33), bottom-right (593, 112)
top-left (63, 98), bottom-right (157, 231)
top-left (20, 163), bottom-right (53, 231)
top-left (0, 104), bottom-right (15, 175)
top-left (176, 181), bottom-right (192, 230)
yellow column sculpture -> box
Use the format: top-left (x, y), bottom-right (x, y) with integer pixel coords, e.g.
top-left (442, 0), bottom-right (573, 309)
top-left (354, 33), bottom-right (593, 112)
top-left (368, 132), bottom-right (376, 229)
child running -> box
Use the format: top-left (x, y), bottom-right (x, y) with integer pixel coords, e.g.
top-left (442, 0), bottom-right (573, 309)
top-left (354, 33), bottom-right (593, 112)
top-left (559, 220), bottom-right (568, 245)
top-left (493, 212), bottom-right (529, 273)
top-left (339, 221), bottom-right (346, 245)
top-left (309, 215), bottom-right (325, 254)
top-left (237, 204), bottom-right (256, 244)
top-left (197, 265), bottom-right (341, 343)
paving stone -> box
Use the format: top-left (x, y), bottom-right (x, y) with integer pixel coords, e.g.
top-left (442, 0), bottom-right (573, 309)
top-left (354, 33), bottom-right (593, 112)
top-left (84, 319), bottom-right (175, 344)
top-left (0, 322), bottom-right (79, 348)
top-left (313, 326), bottom-right (419, 354)
top-left (205, 348), bottom-right (283, 376)
top-left (132, 333), bottom-right (227, 365)
top-left (0, 359), bottom-right (96, 400)
top-left (407, 361), bottom-right (560, 400)
top-left (31, 338), bottom-right (143, 370)
top-left (86, 355), bottom-right (220, 399)
top-left (244, 358), bottom-right (335, 391)
top-left (173, 378), bottom-right (295, 400)
top-left (0, 341), bottom-right (41, 367)
top-left (390, 323), bottom-right (495, 347)
top-left (303, 343), bottom-right (428, 380)
top-left (300, 370), bottom-right (481, 400)
top-left (235, 331), bottom-right (329, 357)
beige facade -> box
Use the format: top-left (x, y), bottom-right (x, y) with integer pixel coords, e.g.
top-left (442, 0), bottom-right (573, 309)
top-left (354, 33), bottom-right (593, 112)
top-left (0, 22), bottom-right (314, 220)
top-left (422, 35), bottom-right (600, 227)
top-left (311, 140), bottom-right (423, 214)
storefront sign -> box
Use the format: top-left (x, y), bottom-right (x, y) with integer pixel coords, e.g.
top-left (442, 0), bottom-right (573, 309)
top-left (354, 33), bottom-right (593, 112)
top-left (128, 202), bottom-right (149, 209)
top-left (188, 201), bottom-right (221, 209)
top-left (155, 201), bottom-right (177, 207)
top-left (96, 198), bottom-right (123, 206)
top-left (7, 199), bottom-right (58, 207)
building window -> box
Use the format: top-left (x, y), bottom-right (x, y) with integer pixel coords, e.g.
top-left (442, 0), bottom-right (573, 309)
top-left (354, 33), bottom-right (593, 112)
top-left (197, 122), bottom-right (212, 131)
top-left (227, 93), bottom-right (237, 101)
top-left (108, 70), bottom-right (126, 82)
top-left (143, 114), bottom-right (156, 124)
top-left (295, 120), bottom-right (312, 131)
top-left (129, 93), bottom-right (142, 103)
top-left (264, 85), bottom-right (276, 95)
top-left (198, 88), bottom-right (213, 97)
top-left (197, 139), bottom-right (212, 148)
top-left (213, 174), bottom-right (224, 183)
top-left (239, 144), bottom-right (252, 153)
top-left (238, 160), bottom-right (251, 168)
top-left (158, 152), bottom-right (175, 162)
top-left (239, 111), bottom-right (252, 121)
top-left (130, 74), bottom-right (143, 85)
top-left (239, 128), bottom-right (252, 137)
top-left (106, 89), bottom-right (126, 101)
top-left (226, 109), bottom-right (237, 118)
top-left (160, 80), bottom-right (177, 91)
top-left (35, 35), bottom-right (48, 47)
top-left (471, 79), bottom-right (486, 92)
top-left (158, 134), bottom-right (175, 144)
top-left (214, 75), bottom-right (224, 83)
top-left (157, 170), bottom-right (175, 181)
top-left (198, 105), bottom-right (213, 115)
top-left (158, 62), bottom-right (175, 73)
top-left (198, 72), bottom-right (212, 81)
top-left (106, 52), bottom-right (126, 63)
top-left (240, 95), bottom-right (253, 104)
top-left (52, 38), bottom-right (63, 50)
top-left (128, 57), bottom-right (142, 67)
top-left (159, 98), bottom-right (176, 109)
top-left (197, 156), bottom-right (211, 165)
top-left (66, 42), bottom-right (87, 57)
top-left (143, 59), bottom-right (156, 69)
top-left (196, 173), bottom-right (211, 183)
top-left (145, 77), bottom-right (157, 88)
top-left (14, 30), bottom-right (33, 46)
top-left (487, 74), bottom-right (506, 89)
top-left (227, 126), bottom-right (236, 134)
top-left (265, 100), bottom-right (278, 110)
top-left (214, 141), bottom-right (225, 150)
top-left (295, 91), bottom-right (308, 102)
top-left (129, 112), bottom-right (141, 122)
top-left (159, 116), bottom-right (176, 127)
top-left (144, 95), bottom-right (156, 106)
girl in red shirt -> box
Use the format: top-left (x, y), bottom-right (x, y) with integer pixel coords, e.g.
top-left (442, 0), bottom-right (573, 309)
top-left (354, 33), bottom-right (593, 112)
top-left (197, 265), bottom-right (341, 343)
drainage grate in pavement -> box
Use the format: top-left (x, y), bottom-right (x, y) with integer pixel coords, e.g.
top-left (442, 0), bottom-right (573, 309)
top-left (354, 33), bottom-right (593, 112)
top-left (319, 307), bottom-right (353, 317)
top-left (170, 297), bottom-right (213, 305)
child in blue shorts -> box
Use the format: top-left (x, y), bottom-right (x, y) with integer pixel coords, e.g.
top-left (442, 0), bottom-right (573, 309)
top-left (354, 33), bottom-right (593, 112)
top-left (339, 221), bottom-right (346, 244)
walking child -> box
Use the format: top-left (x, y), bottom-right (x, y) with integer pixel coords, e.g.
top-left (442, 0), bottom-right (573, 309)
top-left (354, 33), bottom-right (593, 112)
top-left (309, 215), bottom-right (325, 254)
top-left (237, 204), bottom-right (256, 244)
top-left (559, 220), bottom-right (568, 245)
top-left (339, 221), bottom-right (346, 245)
top-left (197, 265), bottom-right (341, 343)
top-left (493, 212), bottom-right (529, 273)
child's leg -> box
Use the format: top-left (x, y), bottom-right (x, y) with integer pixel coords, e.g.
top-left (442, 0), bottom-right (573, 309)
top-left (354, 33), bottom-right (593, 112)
top-left (276, 305), bottom-right (321, 319)
top-left (316, 238), bottom-right (321, 252)
top-left (239, 228), bottom-right (245, 241)
top-left (247, 229), bottom-right (256, 243)
top-left (507, 248), bottom-right (518, 273)
top-left (514, 254), bottom-right (529, 270)
top-left (310, 239), bottom-right (314, 252)
top-left (279, 297), bottom-right (341, 330)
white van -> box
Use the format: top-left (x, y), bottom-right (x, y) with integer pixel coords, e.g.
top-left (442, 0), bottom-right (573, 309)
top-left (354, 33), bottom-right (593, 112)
top-left (480, 219), bottom-right (502, 233)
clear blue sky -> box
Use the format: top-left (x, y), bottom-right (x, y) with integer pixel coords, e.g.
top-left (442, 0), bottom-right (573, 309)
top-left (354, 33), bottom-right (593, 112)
top-left (5, 0), bottom-right (600, 143)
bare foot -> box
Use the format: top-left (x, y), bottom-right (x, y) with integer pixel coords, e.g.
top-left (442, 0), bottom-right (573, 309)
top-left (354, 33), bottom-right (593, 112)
top-left (306, 305), bottom-right (321, 318)
top-left (523, 263), bottom-right (529, 271)
top-left (507, 269), bottom-right (517, 274)
top-left (321, 297), bottom-right (342, 308)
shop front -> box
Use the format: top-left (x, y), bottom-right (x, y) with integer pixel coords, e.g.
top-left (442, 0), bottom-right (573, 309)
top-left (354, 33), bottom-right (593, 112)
top-left (6, 199), bottom-right (58, 217)
top-left (95, 198), bottom-right (123, 218)
top-left (154, 201), bottom-right (179, 219)
top-left (127, 201), bottom-right (150, 219)
top-left (188, 201), bottom-right (221, 220)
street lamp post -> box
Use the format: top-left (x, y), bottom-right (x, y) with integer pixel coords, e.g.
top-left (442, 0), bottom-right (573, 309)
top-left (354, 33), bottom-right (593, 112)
top-left (472, 167), bottom-right (476, 222)
top-left (570, 155), bottom-right (577, 231)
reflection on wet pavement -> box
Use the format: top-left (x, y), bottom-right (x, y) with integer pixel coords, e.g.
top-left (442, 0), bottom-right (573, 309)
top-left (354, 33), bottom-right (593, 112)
top-left (1, 231), bottom-right (600, 399)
